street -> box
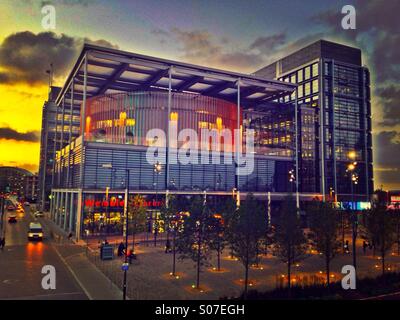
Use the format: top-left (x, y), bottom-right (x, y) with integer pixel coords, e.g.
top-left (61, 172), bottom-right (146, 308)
top-left (0, 203), bottom-right (87, 300)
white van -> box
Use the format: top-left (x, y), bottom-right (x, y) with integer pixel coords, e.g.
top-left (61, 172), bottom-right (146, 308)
top-left (28, 222), bottom-right (43, 241)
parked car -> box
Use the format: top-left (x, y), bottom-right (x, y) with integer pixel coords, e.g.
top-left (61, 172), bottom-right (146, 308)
top-left (7, 205), bottom-right (15, 211)
top-left (28, 222), bottom-right (43, 241)
top-left (8, 214), bottom-right (17, 223)
top-left (34, 211), bottom-right (44, 218)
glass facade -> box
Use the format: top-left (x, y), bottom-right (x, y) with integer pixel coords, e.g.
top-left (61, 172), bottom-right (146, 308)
top-left (54, 142), bottom-right (293, 193)
top-left (268, 49), bottom-right (373, 200)
top-left (84, 91), bottom-right (239, 152)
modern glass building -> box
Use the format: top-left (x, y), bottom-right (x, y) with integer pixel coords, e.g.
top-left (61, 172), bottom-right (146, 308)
top-left (255, 40), bottom-right (373, 203)
top-left (37, 86), bottom-right (81, 211)
top-left (45, 40), bottom-right (373, 240)
top-left (47, 44), bottom-right (328, 240)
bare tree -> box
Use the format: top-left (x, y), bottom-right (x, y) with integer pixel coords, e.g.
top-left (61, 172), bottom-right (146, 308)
top-left (309, 200), bottom-right (341, 286)
top-left (273, 195), bottom-right (308, 293)
top-left (363, 199), bottom-right (397, 275)
top-left (227, 194), bottom-right (267, 298)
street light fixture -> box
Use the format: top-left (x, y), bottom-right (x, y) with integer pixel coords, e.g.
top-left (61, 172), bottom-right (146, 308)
top-left (346, 152), bottom-right (358, 271)
top-left (153, 162), bottom-right (162, 247)
top-left (102, 163), bottom-right (130, 300)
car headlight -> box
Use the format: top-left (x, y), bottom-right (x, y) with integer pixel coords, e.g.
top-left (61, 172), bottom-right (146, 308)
top-left (38, 233), bottom-right (43, 237)
top-left (28, 233), bottom-right (33, 237)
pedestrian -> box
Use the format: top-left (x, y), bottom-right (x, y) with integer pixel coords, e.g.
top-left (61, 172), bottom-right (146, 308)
top-left (165, 239), bottom-right (171, 253)
top-left (0, 237), bottom-right (5, 250)
top-left (117, 241), bottom-right (125, 256)
top-left (344, 240), bottom-right (350, 254)
top-left (128, 249), bottom-right (135, 264)
top-left (68, 232), bottom-right (73, 241)
top-left (362, 240), bottom-right (367, 255)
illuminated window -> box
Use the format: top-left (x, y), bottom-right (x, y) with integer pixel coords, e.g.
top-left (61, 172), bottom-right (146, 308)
top-left (305, 82), bottom-right (311, 96)
top-left (297, 69), bottom-right (303, 82)
top-left (304, 66), bottom-right (311, 80)
top-left (312, 63), bottom-right (319, 77)
top-left (312, 79), bottom-right (319, 93)
top-left (298, 85), bottom-right (303, 98)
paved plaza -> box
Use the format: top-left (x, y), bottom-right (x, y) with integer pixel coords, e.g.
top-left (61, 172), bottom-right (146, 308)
top-left (87, 235), bottom-right (400, 300)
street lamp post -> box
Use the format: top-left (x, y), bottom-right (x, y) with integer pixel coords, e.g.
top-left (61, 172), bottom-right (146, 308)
top-left (153, 162), bottom-right (162, 247)
top-left (122, 168), bottom-right (130, 300)
top-left (346, 153), bottom-right (358, 270)
top-left (102, 163), bottom-right (130, 300)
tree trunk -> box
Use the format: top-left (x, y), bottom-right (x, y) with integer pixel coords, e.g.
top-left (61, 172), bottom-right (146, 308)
top-left (196, 236), bottom-right (201, 289)
top-left (326, 256), bottom-right (330, 286)
top-left (132, 232), bottom-right (135, 253)
top-left (172, 231), bottom-right (176, 276)
top-left (382, 250), bottom-right (385, 276)
top-left (244, 259), bottom-right (249, 299)
top-left (217, 241), bottom-right (221, 271)
top-left (397, 223), bottom-right (400, 256)
top-left (287, 260), bottom-right (292, 298)
top-left (287, 243), bottom-right (291, 291)
top-left (154, 226), bottom-right (157, 247)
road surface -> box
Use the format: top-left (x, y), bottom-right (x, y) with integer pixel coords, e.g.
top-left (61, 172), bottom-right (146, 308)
top-left (0, 203), bottom-right (87, 300)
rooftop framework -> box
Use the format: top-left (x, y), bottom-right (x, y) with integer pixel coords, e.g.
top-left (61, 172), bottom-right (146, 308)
top-left (52, 44), bottom-right (300, 207)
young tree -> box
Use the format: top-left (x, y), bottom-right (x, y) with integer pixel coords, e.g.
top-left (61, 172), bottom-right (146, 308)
top-left (273, 195), bottom-right (308, 292)
top-left (309, 200), bottom-right (341, 286)
top-left (159, 194), bottom-right (178, 243)
top-left (363, 201), bottom-right (397, 275)
top-left (128, 195), bottom-right (147, 254)
top-left (220, 197), bottom-right (238, 259)
top-left (176, 195), bottom-right (217, 289)
top-left (228, 194), bottom-right (267, 298)
top-left (209, 213), bottom-right (225, 271)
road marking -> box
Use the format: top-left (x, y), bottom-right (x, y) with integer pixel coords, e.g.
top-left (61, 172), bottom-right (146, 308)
top-left (51, 244), bottom-right (93, 300)
top-left (7, 291), bottom-right (85, 300)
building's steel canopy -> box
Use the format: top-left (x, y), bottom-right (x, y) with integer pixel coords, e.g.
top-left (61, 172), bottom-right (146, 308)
top-left (56, 43), bottom-right (296, 108)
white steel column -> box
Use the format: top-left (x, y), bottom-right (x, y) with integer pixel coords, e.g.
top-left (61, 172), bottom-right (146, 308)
top-left (67, 80), bottom-right (74, 187)
top-left (295, 89), bottom-right (300, 210)
top-left (319, 59), bottom-right (326, 201)
top-left (49, 191), bottom-right (54, 218)
top-left (79, 54), bottom-right (88, 189)
top-left (68, 192), bottom-right (74, 232)
top-left (63, 192), bottom-right (69, 230)
top-left (235, 78), bottom-right (241, 207)
top-left (75, 190), bottom-right (83, 241)
top-left (166, 66), bottom-right (172, 192)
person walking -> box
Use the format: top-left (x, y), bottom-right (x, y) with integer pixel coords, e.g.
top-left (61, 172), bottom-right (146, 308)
top-left (165, 239), bottom-right (171, 253)
top-left (362, 240), bottom-right (367, 255)
top-left (0, 237), bottom-right (5, 250)
top-left (344, 240), bottom-right (350, 254)
top-left (117, 241), bottom-right (125, 257)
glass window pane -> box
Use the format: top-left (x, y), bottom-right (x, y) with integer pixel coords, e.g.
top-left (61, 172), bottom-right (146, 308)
top-left (304, 66), bottom-right (311, 80)
top-left (298, 85), bottom-right (303, 98)
top-left (312, 63), bottom-right (319, 77)
top-left (305, 82), bottom-right (311, 96)
top-left (312, 79), bottom-right (319, 93)
top-left (297, 69), bottom-right (303, 82)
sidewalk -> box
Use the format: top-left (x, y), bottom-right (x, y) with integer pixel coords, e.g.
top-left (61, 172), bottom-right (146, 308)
top-left (39, 212), bottom-right (124, 300)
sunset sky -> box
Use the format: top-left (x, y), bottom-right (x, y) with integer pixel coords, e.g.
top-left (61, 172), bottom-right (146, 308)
top-left (0, 0), bottom-right (399, 189)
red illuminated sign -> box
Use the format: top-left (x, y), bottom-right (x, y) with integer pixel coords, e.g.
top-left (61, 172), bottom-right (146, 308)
top-left (391, 196), bottom-right (400, 203)
top-left (84, 198), bottom-right (164, 208)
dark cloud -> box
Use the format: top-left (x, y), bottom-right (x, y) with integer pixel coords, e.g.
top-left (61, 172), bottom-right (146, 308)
top-left (376, 85), bottom-right (400, 126)
top-left (0, 127), bottom-right (40, 142)
top-left (40, 0), bottom-right (95, 7)
top-left (167, 28), bottom-right (264, 72)
top-left (249, 33), bottom-right (286, 52)
top-left (373, 131), bottom-right (400, 187)
top-left (0, 31), bottom-right (118, 85)
top-left (312, 0), bottom-right (400, 136)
